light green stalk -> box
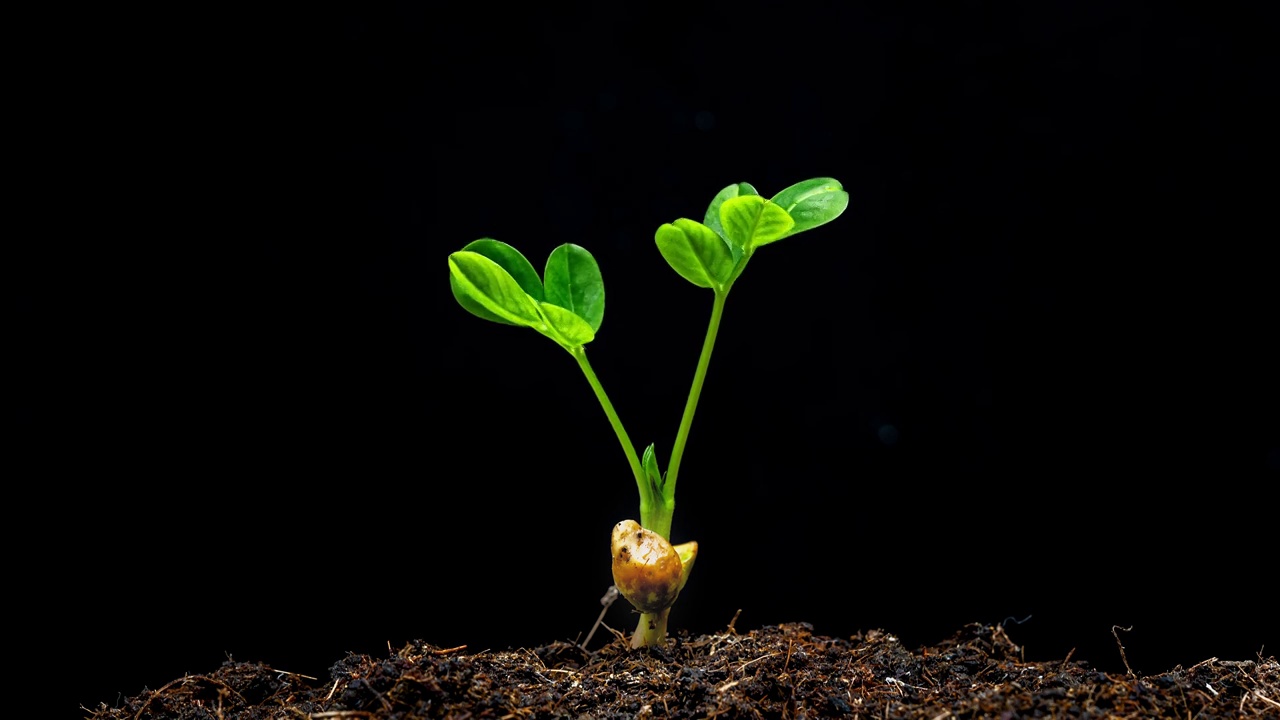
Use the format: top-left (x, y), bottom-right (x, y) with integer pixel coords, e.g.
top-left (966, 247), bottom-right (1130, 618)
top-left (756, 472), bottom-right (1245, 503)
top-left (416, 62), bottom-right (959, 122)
top-left (632, 608), bottom-right (670, 648)
top-left (661, 287), bottom-right (729, 524)
top-left (571, 346), bottom-right (651, 519)
top-left (629, 287), bottom-right (731, 646)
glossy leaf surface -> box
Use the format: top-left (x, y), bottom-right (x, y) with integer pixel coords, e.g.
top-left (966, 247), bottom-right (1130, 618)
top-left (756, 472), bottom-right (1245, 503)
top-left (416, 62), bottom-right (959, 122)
top-left (449, 239), bottom-right (544, 325)
top-left (463, 239), bottom-right (545, 298)
top-left (655, 218), bottom-right (735, 290)
top-left (770, 177), bottom-right (850, 238)
top-left (720, 195), bottom-right (795, 251)
top-left (448, 251), bottom-right (543, 327)
top-left (537, 301), bottom-right (595, 346)
top-left (544, 243), bottom-right (605, 332)
top-left (703, 182), bottom-right (758, 249)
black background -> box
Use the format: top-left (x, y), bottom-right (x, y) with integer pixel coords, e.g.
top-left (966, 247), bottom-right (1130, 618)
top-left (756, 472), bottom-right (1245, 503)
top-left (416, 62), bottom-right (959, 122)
top-left (30, 2), bottom-right (1276, 710)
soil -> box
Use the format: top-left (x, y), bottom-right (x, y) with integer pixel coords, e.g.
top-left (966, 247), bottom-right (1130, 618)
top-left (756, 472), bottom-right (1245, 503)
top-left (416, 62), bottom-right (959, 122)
top-left (81, 620), bottom-right (1279, 719)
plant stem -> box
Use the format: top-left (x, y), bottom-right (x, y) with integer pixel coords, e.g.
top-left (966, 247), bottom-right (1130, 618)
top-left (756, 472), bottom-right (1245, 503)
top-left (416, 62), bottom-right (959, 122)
top-left (578, 287), bottom-right (730, 648)
top-left (631, 609), bottom-right (670, 649)
top-left (661, 288), bottom-right (729, 517)
top-left (571, 346), bottom-right (651, 518)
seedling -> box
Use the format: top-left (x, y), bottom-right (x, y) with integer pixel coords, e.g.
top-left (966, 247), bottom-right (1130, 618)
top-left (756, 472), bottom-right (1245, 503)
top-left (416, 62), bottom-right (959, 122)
top-left (448, 178), bottom-right (849, 647)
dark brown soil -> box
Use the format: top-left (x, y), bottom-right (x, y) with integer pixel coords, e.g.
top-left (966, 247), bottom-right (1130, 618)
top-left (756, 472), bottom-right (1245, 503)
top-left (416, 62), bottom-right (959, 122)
top-left (82, 621), bottom-right (1279, 719)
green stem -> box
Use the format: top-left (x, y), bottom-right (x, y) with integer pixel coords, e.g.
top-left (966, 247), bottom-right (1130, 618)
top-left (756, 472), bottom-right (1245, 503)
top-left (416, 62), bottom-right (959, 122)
top-left (631, 608), bottom-right (670, 649)
top-left (662, 288), bottom-right (729, 514)
top-left (577, 286), bottom-right (732, 649)
top-left (571, 346), bottom-right (651, 518)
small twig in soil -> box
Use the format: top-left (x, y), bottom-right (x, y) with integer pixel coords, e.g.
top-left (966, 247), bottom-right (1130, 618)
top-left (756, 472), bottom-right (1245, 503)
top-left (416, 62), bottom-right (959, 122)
top-left (1111, 625), bottom-right (1135, 676)
top-left (582, 585), bottom-right (619, 650)
top-left (714, 679), bottom-right (741, 694)
top-left (736, 653), bottom-right (779, 673)
top-left (430, 645), bottom-right (469, 655)
top-left (1251, 690), bottom-right (1280, 710)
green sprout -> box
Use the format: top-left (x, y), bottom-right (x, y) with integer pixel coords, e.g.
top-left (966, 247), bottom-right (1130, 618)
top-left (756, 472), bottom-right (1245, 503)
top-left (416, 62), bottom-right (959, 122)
top-left (448, 178), bottom-right (849, 648)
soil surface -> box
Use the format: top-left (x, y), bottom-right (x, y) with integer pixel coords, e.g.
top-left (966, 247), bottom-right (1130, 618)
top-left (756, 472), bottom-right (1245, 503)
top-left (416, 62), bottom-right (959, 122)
top-left (82, 620), bottom-right (1278, 719)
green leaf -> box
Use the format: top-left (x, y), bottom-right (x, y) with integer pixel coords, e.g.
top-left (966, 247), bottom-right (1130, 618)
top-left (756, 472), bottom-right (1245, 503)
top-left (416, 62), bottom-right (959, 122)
top-left (448, 251), bottom-right (544, 327)
top-left (458, 238), bottom-right (545, 299)
top-left (543, 243), bottom-right (605, 333)
top-left (449, 239), bottom-right (544, 325)
top-left (703, 182), bottom-right (758, 247)
top-left (770, 177), bottom-right (850, 238)
top-left (655, 218), bottom-right (735, 290)
top-left (642, 443), bottom-right (664, 497)
top-left (536, 301), bottom-right (595, 347)
top-left (720, 195), bottom-right (795, 251)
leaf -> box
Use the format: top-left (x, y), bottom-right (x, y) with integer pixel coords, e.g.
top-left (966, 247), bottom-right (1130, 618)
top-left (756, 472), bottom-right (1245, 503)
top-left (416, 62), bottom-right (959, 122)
top-left (457, 238), bottom-right (545, 299)
top-left (642, 443), bottom-right (664, 497)
top-left (543, 243), bottom-right (605, 333)
top-left (770, 177), bottom-right (850, 238)
top-left (720, 195), bottom-right (795, 251)
top-left (655, 218), bottom-right (735, 290)
top-left (674, 539), bottom-right (697, 593)
top-left (536, 301), bottom-right (595, 347)
top-left (703, 182), bottom-right (758, 247)
top-left (448, 251), bottom-right (544, 327)
top-left (449, 239), bottom-right (544, 326)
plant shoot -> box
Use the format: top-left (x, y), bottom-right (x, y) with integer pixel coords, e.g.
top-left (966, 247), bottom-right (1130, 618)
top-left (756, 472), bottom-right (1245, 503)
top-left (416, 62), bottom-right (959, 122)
top-left (448, 178), bottom-right (848, 647)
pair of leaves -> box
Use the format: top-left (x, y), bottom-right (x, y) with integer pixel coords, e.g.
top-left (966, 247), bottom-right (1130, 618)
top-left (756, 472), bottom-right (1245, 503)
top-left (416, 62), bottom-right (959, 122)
top-left (450, 178), bottom-right (847, 344)
top-left (449, 239), bottom-right (604, 349)
top-left (655, 191), bottom-right (794, 290)
top-left (655, 177), bottom-right (850, 292)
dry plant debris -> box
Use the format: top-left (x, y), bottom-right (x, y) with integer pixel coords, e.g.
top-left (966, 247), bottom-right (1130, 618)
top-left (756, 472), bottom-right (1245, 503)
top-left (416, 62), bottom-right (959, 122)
top-left (82, 622), bottom-right (1279, 719)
